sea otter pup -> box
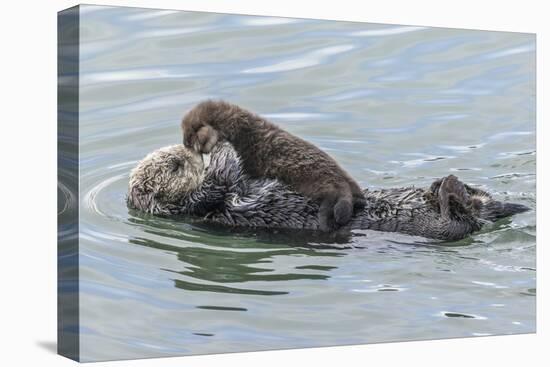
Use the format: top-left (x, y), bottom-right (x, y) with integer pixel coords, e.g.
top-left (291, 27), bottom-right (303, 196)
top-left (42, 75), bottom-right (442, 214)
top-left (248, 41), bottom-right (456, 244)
top-left (127, 143), bottom-right (529, 241)
top-left (181, 100), bottom-right (366, 231)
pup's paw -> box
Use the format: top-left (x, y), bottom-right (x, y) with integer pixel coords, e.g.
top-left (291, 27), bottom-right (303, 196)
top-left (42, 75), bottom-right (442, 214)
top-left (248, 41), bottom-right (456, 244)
top-left (183, 122), bottom-right (218, 154)
top-left (195, 125), bottom-right (218, 154)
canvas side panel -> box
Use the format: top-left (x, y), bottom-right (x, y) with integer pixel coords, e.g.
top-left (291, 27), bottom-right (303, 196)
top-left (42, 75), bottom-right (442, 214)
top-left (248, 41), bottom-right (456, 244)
top-left (57, 5), bottom-right (80, 362)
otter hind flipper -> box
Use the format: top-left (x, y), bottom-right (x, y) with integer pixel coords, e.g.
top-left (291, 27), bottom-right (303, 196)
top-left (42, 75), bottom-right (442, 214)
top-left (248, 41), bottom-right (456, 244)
top-left (477, 200), bottom-right (530, 222)
top-left (436, 175), bottom-right (470, 219)
top-left (463, 182), bottom-right (530, 221)
top-left (499, 202), bottom-right (530, 217)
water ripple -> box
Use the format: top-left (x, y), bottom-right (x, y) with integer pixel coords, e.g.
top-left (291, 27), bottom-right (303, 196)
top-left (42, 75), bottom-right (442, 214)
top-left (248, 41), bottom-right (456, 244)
top-left (484, 43), bottom-right (536, 59)
top-left (240, 17), bottom-right (302, 26)
top-left (82, 163), bottom-right (135, 219)
top-left (81, 67), bottom-right (195, 85)
top-left (439, 311), bottom-right (487, 320)
top-left (242, 44), bottom-right (355, 74)
top-left (350, 26), bottom-right (427, 37)
top-left (121, 9), bottom-right (180, 21)
top-left (134, 26), bottom-right (209, 39)
top-left (57, 180), bottom-right (77, 216)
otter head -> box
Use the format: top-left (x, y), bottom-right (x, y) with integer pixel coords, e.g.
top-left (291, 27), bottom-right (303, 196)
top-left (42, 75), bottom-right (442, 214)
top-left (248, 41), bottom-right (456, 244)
top-left (127, 145), bottom-right (206, 215)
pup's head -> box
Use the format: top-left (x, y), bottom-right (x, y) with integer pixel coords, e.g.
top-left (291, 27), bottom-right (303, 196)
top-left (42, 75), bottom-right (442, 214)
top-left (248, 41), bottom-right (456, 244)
top-left (127, 145), bottom-right (206, 215)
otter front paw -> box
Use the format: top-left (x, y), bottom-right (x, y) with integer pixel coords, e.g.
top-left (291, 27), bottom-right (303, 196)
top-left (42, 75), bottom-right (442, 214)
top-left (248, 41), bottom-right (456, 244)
top-left (183, 122), bottom-right (219, 154)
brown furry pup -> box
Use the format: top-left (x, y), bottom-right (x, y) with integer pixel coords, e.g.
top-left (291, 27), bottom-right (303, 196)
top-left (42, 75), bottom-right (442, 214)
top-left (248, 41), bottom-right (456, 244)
top-left (181, 100), bottom-right (366, 231)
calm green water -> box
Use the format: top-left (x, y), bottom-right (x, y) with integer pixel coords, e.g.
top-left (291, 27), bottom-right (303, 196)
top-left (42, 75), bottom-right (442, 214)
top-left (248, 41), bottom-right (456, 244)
top-left (73, 5), bottom-right (535, 362)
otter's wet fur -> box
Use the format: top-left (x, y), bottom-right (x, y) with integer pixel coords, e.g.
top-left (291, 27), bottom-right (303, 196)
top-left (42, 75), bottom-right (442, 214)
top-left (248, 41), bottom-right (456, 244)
top-left (127, 143), bottom-right (529, 241)
top-left (181, 100), bottom-right (366, 231)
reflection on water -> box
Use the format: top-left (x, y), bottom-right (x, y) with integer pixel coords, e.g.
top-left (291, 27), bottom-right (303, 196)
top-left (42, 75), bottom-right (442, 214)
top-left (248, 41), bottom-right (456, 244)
top-left (69, 5), bottom-right (536, 362)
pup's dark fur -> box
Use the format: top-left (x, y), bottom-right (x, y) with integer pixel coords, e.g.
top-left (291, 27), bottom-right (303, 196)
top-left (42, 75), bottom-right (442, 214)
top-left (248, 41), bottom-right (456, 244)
top-left (181, 100), bottom-right (365, 231)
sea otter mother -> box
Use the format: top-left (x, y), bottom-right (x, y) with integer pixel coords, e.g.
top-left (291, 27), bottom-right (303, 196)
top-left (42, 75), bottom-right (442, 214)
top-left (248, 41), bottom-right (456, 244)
top-left (127, 143), bottom-right (529, 241)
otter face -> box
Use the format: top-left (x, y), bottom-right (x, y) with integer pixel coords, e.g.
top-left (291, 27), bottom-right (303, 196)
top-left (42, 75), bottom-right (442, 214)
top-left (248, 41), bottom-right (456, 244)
top-left (127, 145), bottom-right (206, 215)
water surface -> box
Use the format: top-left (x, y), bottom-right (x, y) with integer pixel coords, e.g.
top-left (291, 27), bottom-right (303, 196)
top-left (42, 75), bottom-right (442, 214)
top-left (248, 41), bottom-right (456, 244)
top-left (73, 5), bottom-right (535, 361)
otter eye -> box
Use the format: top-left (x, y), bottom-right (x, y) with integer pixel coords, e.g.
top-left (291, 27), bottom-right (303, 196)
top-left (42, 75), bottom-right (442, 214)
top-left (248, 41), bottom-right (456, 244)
top-left (171, 160), bottom-right (184, 172)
